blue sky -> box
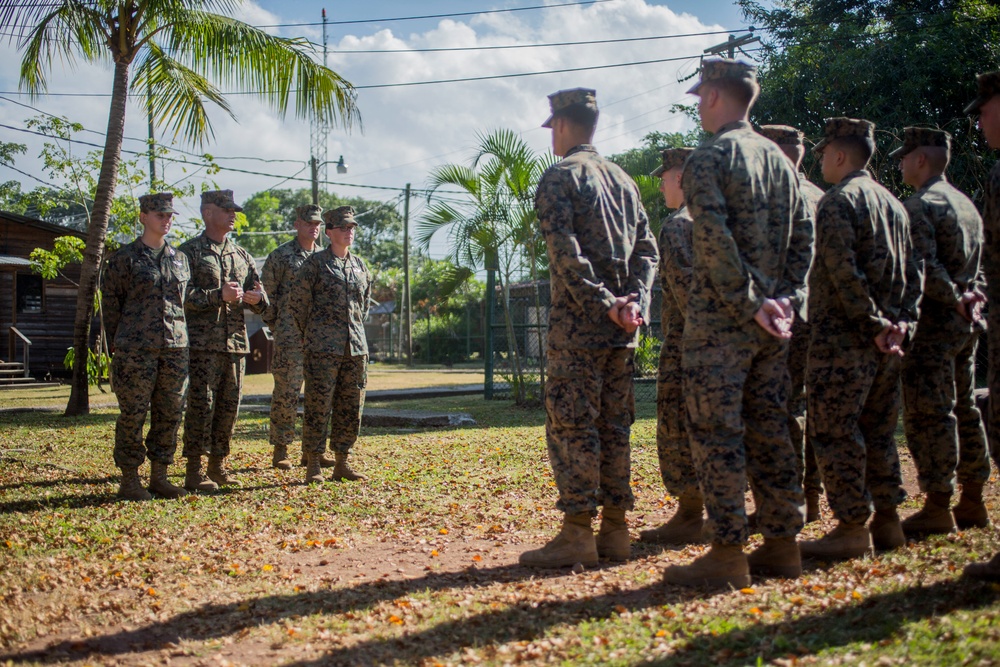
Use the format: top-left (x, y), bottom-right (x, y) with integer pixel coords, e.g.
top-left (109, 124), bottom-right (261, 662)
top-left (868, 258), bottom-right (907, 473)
top-left (0, 0), bottom-right (762, 248)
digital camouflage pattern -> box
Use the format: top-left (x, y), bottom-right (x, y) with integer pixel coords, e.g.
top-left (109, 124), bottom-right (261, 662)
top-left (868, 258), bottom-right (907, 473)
top-left (807, 170), bottom-right (921, 524)
top-left (180, 233), bottom-right (267, 459)
top-left (680, 119), bottom-right (812, 545)
top-left (262, 239), bottom-right (319, 448)
top-left (535, 142), bottom-right (657, 515)
top-left (541, 87), bottom-right (597, 128)
top-left (788, 174), bottom-right (826, 495)
top-left (813, 117), bottom-right (875, 155)
top-left (655, 205), bottom-right (698, 497)
top-left (758, 124), bottom-right (804, 146)
top-left (324, 205), bottom-right (358, 228)
top-left (102, 237), bottom-right (191, 468)
top-left (889, 127), bottom-right (951, 159)
top-left (302, 352), bottom-right (367, 455)
top-left (964, 70), bottom-right (1000, 114)
top-left (686, 57), bottom-right (756, 95)
top-left (650, 147), bottom-right (694, 178)
top-left (546, 348), bottom-right (636, 515)
top-left (138, 192), bottom-right (177, 214)
top-left (181, 351), bottom-right (245, 459)
top-left (289, 249), bottom-right (372, 356)
top-left (901, 175), bottom-right (988, 494)
top-left (980, 161), bottom-right (1000, 465)
top-left (201, 189), bottom-right (243, 212)
top-left (535, 144), bottom-right (658, 351)
top-left (289, 247), bottom-right (372, 455)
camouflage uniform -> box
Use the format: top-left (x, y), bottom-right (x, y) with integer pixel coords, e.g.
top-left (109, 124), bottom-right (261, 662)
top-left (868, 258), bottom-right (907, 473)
top-left (895, 129), bottom-right (989, 495)
top-left (681, 110), bottom-right (813, 545)
top-left (536, 118), bottom-right (658, 516)
top-left (261, 207), bottom-right (321, 451)
top-left (103, 204), bottom-right (190, 469)
top-left (651, 149), bottom-right (698, 499)
top-left (180, 193), bottom-right (268, 459)
top-left (806, 119), bottom-right (922, 525)
top-left (289, 207), bottom-right (372, 457)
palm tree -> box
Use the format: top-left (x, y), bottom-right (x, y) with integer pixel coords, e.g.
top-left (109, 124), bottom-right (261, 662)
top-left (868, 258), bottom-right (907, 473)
top-left (1, 0), bottom-right (360, 415)
top-left (418, 129), bottom-right (552, 404)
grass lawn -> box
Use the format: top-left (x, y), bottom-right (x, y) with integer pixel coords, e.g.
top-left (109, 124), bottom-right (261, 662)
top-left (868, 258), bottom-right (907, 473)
top-left (1, 396), bottom-right (1000, 665)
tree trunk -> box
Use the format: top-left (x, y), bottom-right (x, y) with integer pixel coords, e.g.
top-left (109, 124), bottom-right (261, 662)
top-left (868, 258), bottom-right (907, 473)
top-left (65, 60), bottom-right (130, 416)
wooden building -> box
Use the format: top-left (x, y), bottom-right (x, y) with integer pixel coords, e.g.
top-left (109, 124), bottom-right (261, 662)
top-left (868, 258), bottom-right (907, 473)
top-left (0, 210), bottom-right (86, 379)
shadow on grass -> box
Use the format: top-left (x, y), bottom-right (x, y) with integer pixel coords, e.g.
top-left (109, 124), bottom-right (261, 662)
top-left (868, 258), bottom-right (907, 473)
top-left (0, 474), bottom-right (117, 493)
top-left (0, 492), bottom-right (118, 514)
top-left (3, 567), bottom-right (996, 666)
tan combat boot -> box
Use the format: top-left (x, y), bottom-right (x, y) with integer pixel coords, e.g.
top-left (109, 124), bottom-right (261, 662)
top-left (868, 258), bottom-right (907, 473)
top-left (300, 451), bottom-right (336, 468)
top-left (799, 521), bottom-right (873, 560)
top-left (901, 492), bottom-right (955, 537)
top-left (870, 508), bottom-right (905, 550)
top-left (953, 482), bottom-right (990, 529)
top-left (662, 543), bottom-right (751, 589)
top-left (148, 461), bottom-right (188, 499)
top-left (184, 456), bottom-right (218, 492)
top-left (638, 493), bottom-right (705, 545)
top-left (117, 466), bottom-right (152, 501)
top-left (596, 507), bottom-right (630, 561)
top-left (332, 452), bottom-right (366, 481)
top-left (206, 455), bottom-right (235, 486)
top-left (519, 513), bottom-right (598, 568)
top-left (964, 552), bottom-right (1000, 582)
top-left (805, 491), bottom-right (821, 523)
top-left (747, 536), bottom-right (802, 579)
top-left (304, 452), bottom-right (324, 484)
top-left (272, 445), bottom-right (292, 471)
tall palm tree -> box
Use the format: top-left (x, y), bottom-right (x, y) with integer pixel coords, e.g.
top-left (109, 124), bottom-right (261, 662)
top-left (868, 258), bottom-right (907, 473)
top-left (418, 129), bottom-right (552, 404)
top-left (1, 0), bottom-right (360, 415)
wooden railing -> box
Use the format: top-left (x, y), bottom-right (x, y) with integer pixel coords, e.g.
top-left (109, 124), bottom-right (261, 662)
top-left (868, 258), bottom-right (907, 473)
top-left (8, 327), bottom-right (31, 378)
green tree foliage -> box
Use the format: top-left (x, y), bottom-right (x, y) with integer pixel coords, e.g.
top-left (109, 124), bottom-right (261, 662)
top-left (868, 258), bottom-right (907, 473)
top-left (739, 0), bottom-right (1000, 199)
top-left (1, 0), bottom-right (360, 415)
top-left (608, 125), bottom-right (704, 232)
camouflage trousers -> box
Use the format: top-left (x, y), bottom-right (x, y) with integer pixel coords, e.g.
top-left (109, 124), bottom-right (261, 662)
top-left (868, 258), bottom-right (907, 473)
top-left (269, 344), bottom-right (304, 448)
top-left (655, 336), bottom-right (699, 498)
top-left (988, 313), bottom-right (1000, 468)
top-left (545, 347), bottom-right (635, 516)
top-left (788, 321), bottom-right (822, 494)
top-left (902, 330), bottom-right (990, 494)
top-left (182, 351), bottom-right (245, 459)
top-left (683, 327), bottom-right (803, 545)
top-left (302, 352), bottom-right (367, 454)
top-left (112, 347), bottom-right (188, 469)
top-left (807, 342), bottom-right (905, 524)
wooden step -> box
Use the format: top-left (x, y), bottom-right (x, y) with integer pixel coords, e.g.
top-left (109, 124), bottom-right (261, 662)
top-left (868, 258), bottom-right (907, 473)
top-left (0, 381), bottom-right (61, 391)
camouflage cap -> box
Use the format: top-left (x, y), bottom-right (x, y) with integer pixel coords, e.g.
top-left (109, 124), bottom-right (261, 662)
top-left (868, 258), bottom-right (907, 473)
top-left (964, 71), bottom-right (1000, 115)
top-left (541, 88), bottom-right (598, 128)
top-left (758, 124), bottom-right (805, 146)
top-left (139, 192), bottom-right (177, 214)
top-left (201, 189), bottom-right (243, 212)
top-left (888, 127), bottom-right (952, 159)
top-left (812, 117), bottom-right (876, 154)
top-left (294, 204), bottom-right (323, 223)
top-left (686, 58), bottom-right (757, 95)
top-left (650, 147), bottom-right (695, 177)
top-left (323, 205), bottom-right (358, 229)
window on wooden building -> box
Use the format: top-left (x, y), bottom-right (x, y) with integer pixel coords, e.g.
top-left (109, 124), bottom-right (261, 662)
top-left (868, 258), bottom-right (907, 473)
top-left (16, 274), bottom-right (43, 313)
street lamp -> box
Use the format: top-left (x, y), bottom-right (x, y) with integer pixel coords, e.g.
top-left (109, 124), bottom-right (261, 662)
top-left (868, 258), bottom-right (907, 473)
top-left (336, 155), bottom-right (348, 174)
top-left (310, 155), bottom-right (349, 205)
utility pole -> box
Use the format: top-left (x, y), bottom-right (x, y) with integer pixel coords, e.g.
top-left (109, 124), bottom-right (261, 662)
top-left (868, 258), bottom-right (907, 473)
top-left (704, 31), bottom-right (759, 59)
top-left (146, 79), bottom-right (156, 189)
top-left (309, 8), bottom-right (330, 203)
top-left (402, 183), bottom-right (413, 366)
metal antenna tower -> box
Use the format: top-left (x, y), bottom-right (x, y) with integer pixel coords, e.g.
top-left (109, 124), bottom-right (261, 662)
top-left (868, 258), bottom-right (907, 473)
top-left (309, 8), bottom-right (330, 202)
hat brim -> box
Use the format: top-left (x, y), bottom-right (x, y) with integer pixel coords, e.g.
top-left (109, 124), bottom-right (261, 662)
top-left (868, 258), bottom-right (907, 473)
top-left (965, 94), bottom-right (991, 115)
top-left (685, 79), bottom-right (703, 95)
top-left (302, 215), bottom-right (323, 223)
top-left (888, 145), bottom-right (908, 159)
top-left (650, 165), bottom-right (666, 178)
top-left (541, 114), bottom-right (554, 129)
top-left (811, 137), bottom-right (831, 155)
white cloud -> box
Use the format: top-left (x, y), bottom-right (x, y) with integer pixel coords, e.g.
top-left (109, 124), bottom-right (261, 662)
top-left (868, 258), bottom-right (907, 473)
top-left (0, 0), bottom-right (729, 253)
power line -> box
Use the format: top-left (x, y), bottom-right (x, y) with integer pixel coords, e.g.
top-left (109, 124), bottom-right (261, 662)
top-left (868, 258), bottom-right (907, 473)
top-left (253, 0), bottom-right (615, 28)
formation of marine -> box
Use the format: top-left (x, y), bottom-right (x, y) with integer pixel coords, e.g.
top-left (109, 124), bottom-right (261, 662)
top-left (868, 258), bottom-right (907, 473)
top-left (100, 60), bottom-right (1000, 585)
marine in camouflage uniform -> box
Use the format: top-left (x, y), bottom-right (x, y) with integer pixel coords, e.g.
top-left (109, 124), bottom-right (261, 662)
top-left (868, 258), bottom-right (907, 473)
top-left (961, 70), bottom-right (1000, 583)
top-left (893, 127), bottom-right (991, 537)
top-left (801, 118), bottom-right (922, 560)
top-left (289, 206), bottom-right (372, 484)
top-left (520, 88), bottom-right (658, 569)
top-left (662, 59), bottom-right (813, 588)
top-left (758, 124), bottom-right (826, 522)
top-left (103, 192), bottom-right (190, 500)
top-left (261, 204), bottom-right (322, 469)
top-left (180, 189), bottom-right (269, 489)
top-left (639, 147), bottom-right (705, 545)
